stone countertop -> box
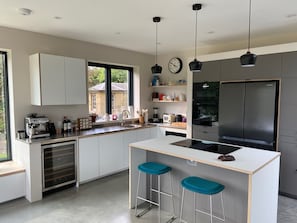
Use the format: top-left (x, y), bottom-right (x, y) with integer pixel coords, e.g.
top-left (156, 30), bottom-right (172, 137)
top-left (19, 123), bottom-right (155, 144)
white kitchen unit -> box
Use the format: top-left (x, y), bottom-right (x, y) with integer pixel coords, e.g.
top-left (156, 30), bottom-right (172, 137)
top-left (129, 136), bottom-right (280, 223)
top-left (78, 126), bottom-right (157, 183)
top-left (64, 57), bottom-right (87, 104)
top-left (99, 133), bottom-right (125, 176)
top-left (122, 131), bottom-right (137, 168)
top-left (14, 140), bottom-right (43, 202)
top-left (0, 172), bottom-right (25, 203)
top-left (29, 53), bottom-right (87, 105)
top-left (0, 162), bottom-right (25, 203)
top-left (78, 136), bottom-right (99, 182)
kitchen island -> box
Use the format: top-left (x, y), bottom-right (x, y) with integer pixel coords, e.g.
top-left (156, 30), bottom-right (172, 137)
top-left (129, 136), bottom-right (280, 223)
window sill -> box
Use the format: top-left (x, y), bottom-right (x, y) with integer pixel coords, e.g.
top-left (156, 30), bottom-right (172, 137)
top-left (0, 161), bottom-right (25, 177)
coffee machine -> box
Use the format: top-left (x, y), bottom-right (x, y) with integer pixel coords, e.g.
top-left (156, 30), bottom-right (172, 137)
top-left (152, 107), bottom-right (160, 123)
top-left (25, 114), bottom-right (50, 139)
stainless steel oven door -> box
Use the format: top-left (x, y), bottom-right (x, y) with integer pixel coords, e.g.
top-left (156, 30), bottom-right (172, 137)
top-left (41, 140), bottom-right (77, 192)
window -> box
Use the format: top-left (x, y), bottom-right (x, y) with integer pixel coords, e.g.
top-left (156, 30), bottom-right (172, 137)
top-left (0, 52), bottom-right (11, 162)
top-left (91, 94), bottom-right (97, 111)
top-left (88, 62), bottom-right (133, 121)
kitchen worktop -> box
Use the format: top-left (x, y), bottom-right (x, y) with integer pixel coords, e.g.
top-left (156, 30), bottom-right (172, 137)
top-left (19, 123), bottom-right (155, 144)
top-left (155, 122), bottom-right (187, 130)
top-left (129, 135), bottom-right (280, 175)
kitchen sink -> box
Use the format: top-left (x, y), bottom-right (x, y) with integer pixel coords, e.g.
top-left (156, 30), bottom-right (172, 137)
top-left (120, 124), bottom-right (142, 128)
top-left (101, 124), bottom-right (142, 133)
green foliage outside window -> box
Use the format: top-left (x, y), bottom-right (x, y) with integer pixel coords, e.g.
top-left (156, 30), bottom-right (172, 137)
top-left (88, 67), bottom-right (128, 87)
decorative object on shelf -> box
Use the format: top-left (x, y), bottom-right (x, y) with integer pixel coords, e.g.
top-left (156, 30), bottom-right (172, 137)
top-left (152, 75), bottom-right (160, 86)
top-left (168, 57), bottom-right (183, 74)
top-left (189, 3), bottom-right (203, 72)
top-left (151, 17), bottom-right (162, 75)
top-left (240, 0), bottom-right (257, 67)
top-left (78, 117), bottom-right (92, 130)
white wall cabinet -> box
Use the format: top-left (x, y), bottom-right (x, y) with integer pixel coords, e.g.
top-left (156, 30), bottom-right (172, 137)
top-left (78, 136), bottom-right (100, 183)
top-left (29, 53), bottom-right (87, 105)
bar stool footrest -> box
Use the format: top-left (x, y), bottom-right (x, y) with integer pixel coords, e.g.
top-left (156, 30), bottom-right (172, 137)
top-left (196, 208), bottom-right (225, 221)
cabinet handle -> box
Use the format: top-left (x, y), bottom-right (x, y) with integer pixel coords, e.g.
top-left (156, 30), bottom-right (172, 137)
top-left (202, 131), bottom-right (208, 134)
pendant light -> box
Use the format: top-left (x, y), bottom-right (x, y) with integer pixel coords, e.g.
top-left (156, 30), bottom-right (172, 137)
top-left (189, 3), bottom-right (202, 72)
top-left (240, 0), bottom-right (257, 67)
top-left (151, 17), bottom-right (162, 75)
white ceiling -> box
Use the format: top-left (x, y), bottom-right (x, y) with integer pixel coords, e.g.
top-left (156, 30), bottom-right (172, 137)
top-left (1, 0), bottom-right (297, 55)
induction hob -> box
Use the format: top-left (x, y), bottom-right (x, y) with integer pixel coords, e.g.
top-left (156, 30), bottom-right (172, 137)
top-left (171, 139), bottom-right (240, 155)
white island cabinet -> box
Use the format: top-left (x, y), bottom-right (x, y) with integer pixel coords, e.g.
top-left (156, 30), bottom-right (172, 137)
top-left (129, 136), bottom-right (281, 223)
top-left (29, 53), bottom-right (87, 105)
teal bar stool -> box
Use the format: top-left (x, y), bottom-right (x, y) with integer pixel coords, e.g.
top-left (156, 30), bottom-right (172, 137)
top-left (179, 176), bottom-right (225, 223)
top-left (135, 162), bottom-right (176, 223)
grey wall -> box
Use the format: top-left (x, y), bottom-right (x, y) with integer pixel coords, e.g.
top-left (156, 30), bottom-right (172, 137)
top-left (0, 26), bottom-right (154, 152)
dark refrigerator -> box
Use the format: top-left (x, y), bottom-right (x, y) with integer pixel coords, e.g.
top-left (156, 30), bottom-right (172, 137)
top-left (218, 80), bottom-right (279, 151)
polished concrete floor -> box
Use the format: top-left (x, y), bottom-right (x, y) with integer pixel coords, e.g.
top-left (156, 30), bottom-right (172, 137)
top-left (0, 171), bottom-right (296, 223)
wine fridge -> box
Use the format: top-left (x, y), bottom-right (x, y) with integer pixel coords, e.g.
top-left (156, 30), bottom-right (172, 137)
top-left (42, 140), bottom-right (77, 192)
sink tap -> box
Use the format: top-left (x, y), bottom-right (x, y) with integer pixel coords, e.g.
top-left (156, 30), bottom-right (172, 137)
top-left (121, 110), bottom-right (131, 126)
top-left (122, 110), bottom-right (130, 119)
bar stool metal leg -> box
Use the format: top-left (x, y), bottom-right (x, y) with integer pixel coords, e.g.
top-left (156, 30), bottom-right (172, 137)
top-left (194, 193), bottom-right (196, 223)
top-left (220, 192), bottom-right (226, 221)
top-left (135, 171), bottom-right (141, 216)
top-left (179, 188), bottom-right (185, 223)
top-left (210, 195), bottom-right (213, 223)
top-left (158, 175), bottom-right (161, 223)
top-left (169, 172), bottom-right (176, 218)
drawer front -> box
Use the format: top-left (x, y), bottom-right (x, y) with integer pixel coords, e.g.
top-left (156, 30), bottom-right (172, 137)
top-left (279, 142), bottom-right (297, 196)
top-left (192, 125), bottom-right (219, 141)
top-left (196, 125), bottom-right (218, 134)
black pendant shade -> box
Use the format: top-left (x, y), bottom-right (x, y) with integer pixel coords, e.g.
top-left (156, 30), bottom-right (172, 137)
top-left (189, 3), bottom-right (202, 73)
top-left (240, 51), bottom-right (257, 67)
top-left (189, 59), bottom-right (202, 72)
top-left (151, 64), bottom-right (162, 75)
top-left (241, 0), bottom-right (256, 67)
top-left (151, 16), bottom-right (162, 75)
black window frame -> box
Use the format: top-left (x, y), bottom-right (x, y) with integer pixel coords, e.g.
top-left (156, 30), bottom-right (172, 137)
top-left (88, 62), bottom-right (134, 114)
top-left (0, 51), bottom-right (11, 162)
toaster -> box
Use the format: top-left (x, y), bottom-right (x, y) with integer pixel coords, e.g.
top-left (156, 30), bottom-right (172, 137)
top-left (163, 114), bottom-right (175, 123)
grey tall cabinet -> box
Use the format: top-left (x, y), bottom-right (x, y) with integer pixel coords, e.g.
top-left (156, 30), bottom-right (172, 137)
top-left (278, 51), bottom-right (297, 198)
top-left (191, 51), bottom-right (297, 198)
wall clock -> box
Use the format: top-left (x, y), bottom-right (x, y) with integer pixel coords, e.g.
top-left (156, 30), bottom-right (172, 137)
top-left (168, 57), bottom-right (183, 74)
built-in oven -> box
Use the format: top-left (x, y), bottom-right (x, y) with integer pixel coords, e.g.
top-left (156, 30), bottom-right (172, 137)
top-left (41, 140), bottom-right (77, 192)
top-left (165, 130), bottom-right (186, 138)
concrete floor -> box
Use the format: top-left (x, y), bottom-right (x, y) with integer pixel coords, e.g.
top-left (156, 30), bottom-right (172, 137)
top-left (0, 171), bottom-right (296, 223)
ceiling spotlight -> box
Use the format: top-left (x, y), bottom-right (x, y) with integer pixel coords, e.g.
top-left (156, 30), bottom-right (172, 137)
top-left (18, 8), bottom-right (32, 16)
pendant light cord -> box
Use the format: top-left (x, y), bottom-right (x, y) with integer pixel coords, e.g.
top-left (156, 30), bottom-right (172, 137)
top-left (194, 8), bottom-right (198, 59)
top-left (155, 21), bottom-right (158, 64)
top-left (247, 0), bottom-right (252, 51)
